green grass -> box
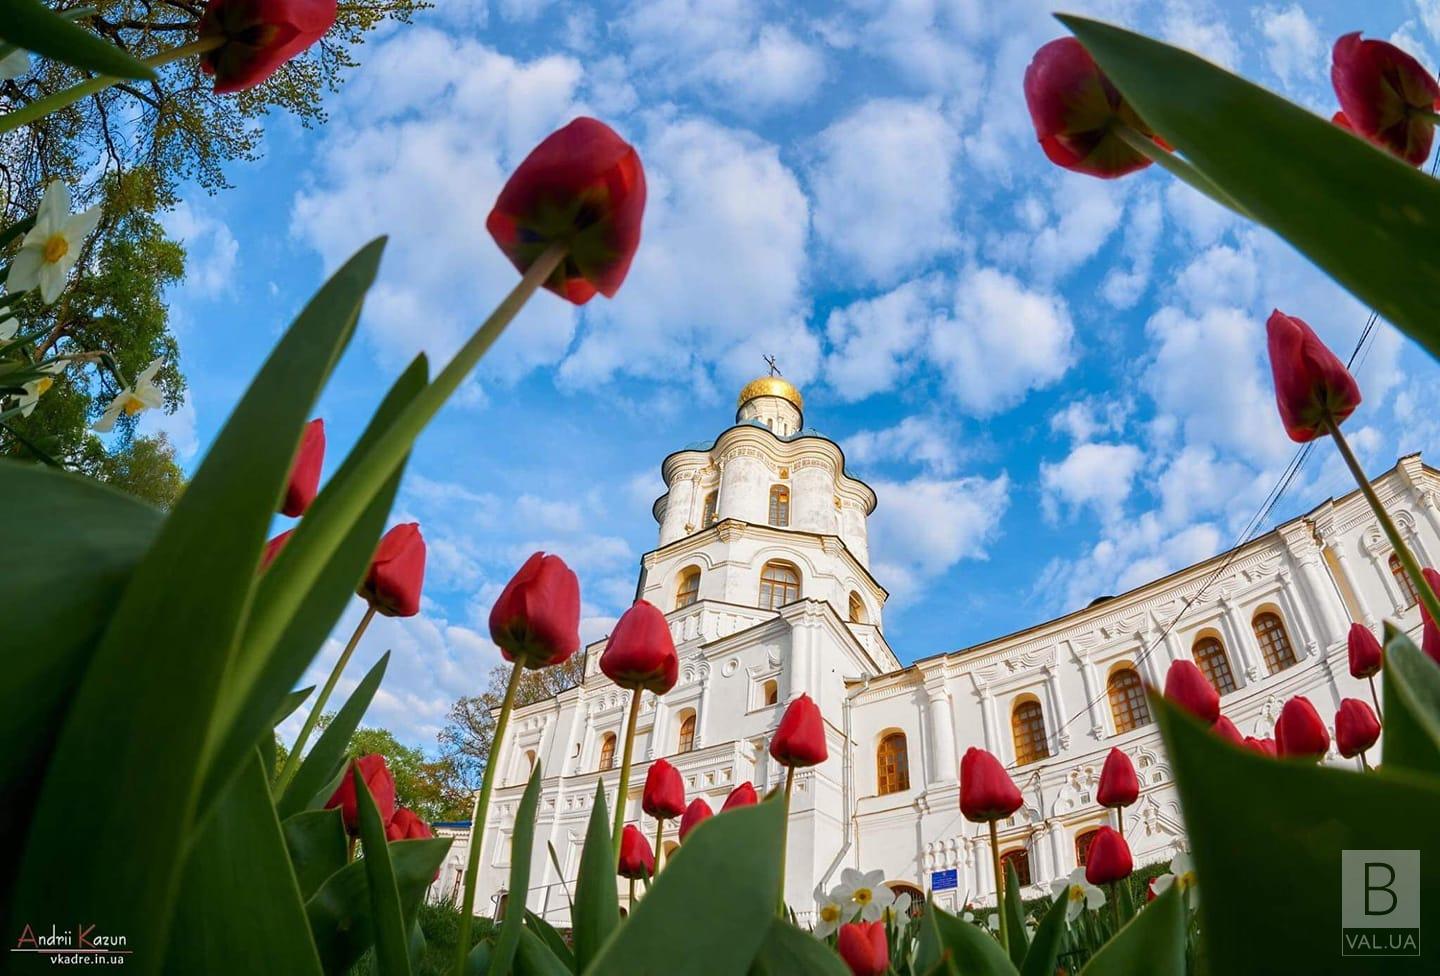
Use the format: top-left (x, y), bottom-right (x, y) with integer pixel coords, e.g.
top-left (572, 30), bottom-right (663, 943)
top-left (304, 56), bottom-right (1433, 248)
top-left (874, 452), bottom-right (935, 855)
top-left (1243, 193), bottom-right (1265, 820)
top-left (349, 900), bottom-right (497, 976)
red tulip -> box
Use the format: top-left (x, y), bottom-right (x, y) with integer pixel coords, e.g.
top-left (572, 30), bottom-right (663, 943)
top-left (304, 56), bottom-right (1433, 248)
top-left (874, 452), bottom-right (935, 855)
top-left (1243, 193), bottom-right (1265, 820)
top-left (1348, 622), bottom-right (1383, 679)
top-left (282, 418), bottom-right (325, 517)
top-left (1163, 660), bottom-right (1220, 726)
top-left (1212, 715), bottom-right (1245, 746)
top-left (261, 528), bottom-right (293, 571)
top-left (721, 781), bottom-right (757, 812)
top-left (1265, 309), bottom-right (1362, 442)
top-left (358, 523), bottom-right (426, 617)
top-left (769, 694), bottom-right (828, 768)
top-left (959, 747), bottom-right (1023, 823)
top-left (617, 823), bottom-right (655, 879)
top-left (678, 798), bottom-right (712, 842)
top-left (1023, 37), bottom-right (1166, 179)
top-left (1331, 32), bottom-right (1440, 166)
top-left (1332, 110), bottom-right (1356, 132)
top-left (385, 807), bottom-right (433, 842)
top-left (1083, 826), bottom-right (1132, 885)
top-left (1422, 567), bottom-right (1440, 665)
top-left (642, 758), bottom-right (686, 821)
top-left (1275, 696), bottom-right (1331, 761)
top-left (1096, 748), bottom-right (1138, 809)
top-left (837, 920), bottom-right (889, 976)
top-left (1244, 736), bottom-right (1278, 757)
top-left (600, 600), bottom-right (678, 694)
top-left (1146, 876), bottom-right (1159, 902)
top-left (1335, 698), bottom-right (1382, 759)
top-left (489, 552), bottom-right (581, 669)
top-left (325, 754), bottom-right (396, 834)
top-left (198, 0), bottom-right (338, 95)
top-left (487, 117), bottom-right (646, 305)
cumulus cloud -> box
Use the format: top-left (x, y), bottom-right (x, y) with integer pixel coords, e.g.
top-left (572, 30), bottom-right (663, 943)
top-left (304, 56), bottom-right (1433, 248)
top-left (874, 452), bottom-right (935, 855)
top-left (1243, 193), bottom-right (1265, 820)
top-left (163, 200), bottom-right (238, 298)
top-left (1040, 442), bottom-right (1145, 524)
top-left (868, 473), bottom-right (1011, 603)
top-left (842, 415), bottom-right (968, 476)
top-left (1050, 397), bottom-right (1134, 444)
top-left (823, 276), bottom-right (942, 401)
top-left (1257, 4), bottom-right (1324, 91)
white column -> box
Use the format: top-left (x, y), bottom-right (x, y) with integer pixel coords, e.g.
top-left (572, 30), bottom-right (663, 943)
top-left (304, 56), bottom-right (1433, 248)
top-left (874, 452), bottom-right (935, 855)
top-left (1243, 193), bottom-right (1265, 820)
top-left (694, 663), bottom-right (712, 749)
top-left (1041, 664), bottom-right (1070, 753)
top-left (1135, 633), bottom-right (1162, 688)
top-left (1164, 628), bottom-right (1186, 670)
top-left (1290, 541), bottom-right (1348, 647)
top-left (1367, 548), bottom-right (1409, 615)
top-left (1218, 599), bottom-right (1261, 685)
top-left (1067, 641), bottom-right (1106, 741)
top-left (1328, 538), bottom-right (1376, 627)
top-left (924, 676), bottom-right (958, 783)
top-left (1405, 521), bottom-right (1436, 568)
top-left (975, 683), bottom-right (999, 754)
top-left (647, 698), bottom-right (667, 760)
top-left (1275, 570), bottom-right (1320, 660)
top-left (1417, 489), bottom-right (1440, 547)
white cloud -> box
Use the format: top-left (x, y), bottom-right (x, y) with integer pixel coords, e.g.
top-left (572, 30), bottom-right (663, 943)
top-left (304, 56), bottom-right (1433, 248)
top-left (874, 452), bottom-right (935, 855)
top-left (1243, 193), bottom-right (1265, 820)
top-left (1161, 0), bottom-right (1240, 68)
top-left (1040, 442), bottom-right (1145, 524)
top-left (1101, 188), bottom-right (1162, 308)
top-left (163, 200), bottom-right (238, 298)
top-left (869, 473), bottom-right (1011, 603)
top-left (808, 98), bottom-right (961, 284)
top-left (1050, 397), bottom-right (1134, 444)
top-left (1257, 4), bottom-right (1324, 91)
top-left (823, 276), bottom-right (941, 401)
top-left (138, 389), bottom-right (198, 460)
top-left (842, 415), bottom-right (967, 476)
top-left (1029, 179), bottom-right (1124, 280)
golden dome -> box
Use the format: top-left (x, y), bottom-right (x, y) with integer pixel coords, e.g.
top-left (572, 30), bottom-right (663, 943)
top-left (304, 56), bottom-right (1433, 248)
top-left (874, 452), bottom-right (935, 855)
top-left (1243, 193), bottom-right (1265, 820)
top-left (737, 376), bottom-right (804, 412)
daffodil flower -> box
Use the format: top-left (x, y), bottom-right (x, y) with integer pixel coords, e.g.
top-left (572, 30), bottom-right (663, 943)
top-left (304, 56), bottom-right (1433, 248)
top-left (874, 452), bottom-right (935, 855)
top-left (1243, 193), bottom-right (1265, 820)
top-left (14, 360), bottom-right (65, 417)
top-left (0, 317), bottom-right (17, 341)
top-left (0, 48), bottom-right (28, 81)
top-left (881, 891), bottom-right (914, 924)
top-left (94, 358), bottom-right (164, 432)
top-left (1050, 867), bottom-right (1106, 921)
top-left (6, 182), bottom-right (101, 305)
top-left (834, 867), bottom-right (896, 922)
top-left (1150, 851), bottom-right (1199, 903)
top-left (813, 884), bottom-right (848, 938)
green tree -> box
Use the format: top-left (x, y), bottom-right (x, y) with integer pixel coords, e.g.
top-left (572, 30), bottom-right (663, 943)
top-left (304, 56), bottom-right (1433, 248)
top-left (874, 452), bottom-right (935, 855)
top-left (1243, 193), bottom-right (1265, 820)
top-left (75, 432), bottom-right (186, 506)
top-left (345, 725), bottom-right (468, 823)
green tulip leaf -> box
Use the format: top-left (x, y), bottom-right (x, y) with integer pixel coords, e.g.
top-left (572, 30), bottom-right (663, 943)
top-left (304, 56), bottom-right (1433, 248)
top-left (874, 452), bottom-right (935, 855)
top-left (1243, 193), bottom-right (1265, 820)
top-left (1059, 15), bottom-right (1440, 363)
top-left (0, 0), bottom-right (153, 79)
top-left (281, 808), bottom-right (349, 901)
top-left (1079, 883), bottom-right (1184, 975)
top-left (1003, 860), bottom-right (1029, 968)
top-left (1020, 883), bottom-right (1071, 976)
top-left (353, 766), bottom-right (413, 976)
top-left (514, 924), bottom-right (573, 976)
top-left (273, 686), bottom-right (316, 729)
top-left (571, 781), bottom-right (621, 971)
top-left (747, 916), bottom-right (850, 975)
top-left (1381, 628), bottom-right (1440, 779)
top-left (585, 800), bottom-right (787, 976)
top-left (915, 900), bottom-right (1019, 976)
top-left (525, 910), bottom-right (577, 973)
top-left (490, 762), bottom-right (545, 976)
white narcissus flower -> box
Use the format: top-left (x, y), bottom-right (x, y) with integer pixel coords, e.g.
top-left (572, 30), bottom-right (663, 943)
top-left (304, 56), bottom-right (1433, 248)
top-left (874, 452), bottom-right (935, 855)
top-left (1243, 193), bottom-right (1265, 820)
top-left (813, 884), bottom-right (847, 938)
top-left (13, 360), bottom-right (65, 416)
top-left (0, 317), bottom-right (18, 340)
top-left (1050, 867), bottom-right (1106, 921)
top-left (834, 868), bottom-right (896, 922)
top-left (0, 47), bottom-right (29, 81)
top-left (94, 358), bottom-right (164, 432)
top-left (6, 181), bottom-right (102, 304)
top-left (881, 891), bottom-right (914, 924)
top-left (986, 914), bottom-right (1000, 932)
top-left (1151, 851), bottom-right (1199, 903)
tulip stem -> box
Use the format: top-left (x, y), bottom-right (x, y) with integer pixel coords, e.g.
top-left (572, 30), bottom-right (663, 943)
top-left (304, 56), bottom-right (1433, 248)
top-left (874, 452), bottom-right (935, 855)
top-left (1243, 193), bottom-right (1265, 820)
top-left (612, 688), bottom-right (645, 866)
top-left (653, 817), bottom-right (664, 877)
top-left (1112, 123), bottom-right (1254, 220)
top-left (0, 37), bottom-right (225, 136)
top-left (1109, 882), bottom-right (1121, 934)
top-left (1360, 751), bottom-right (1372, 771)
top-left (776, 766), bottom-right (795, 917)
top-left (1324, 418), bottom-right (1440, 633)
top-left (454, 658), bottom-right (525, 976)
top-left (988, 819), bottom-right (1007, 952)
top-left (628, 879), bottom-right (636, 913)
top-left (1367, 675), bottom-right (1383, 720)
top-left (274, 604), bottom-right (377, 793)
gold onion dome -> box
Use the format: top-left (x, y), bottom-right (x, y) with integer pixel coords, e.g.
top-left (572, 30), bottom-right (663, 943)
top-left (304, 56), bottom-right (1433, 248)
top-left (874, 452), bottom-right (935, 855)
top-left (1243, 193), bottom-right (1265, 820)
top-left (737, 376), bottom-right (804, 412)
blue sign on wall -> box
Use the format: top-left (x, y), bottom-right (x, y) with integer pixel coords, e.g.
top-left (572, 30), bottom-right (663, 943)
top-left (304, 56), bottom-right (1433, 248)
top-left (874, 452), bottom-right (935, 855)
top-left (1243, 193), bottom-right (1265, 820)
top-left (930, 869), bottom-right (958, 892)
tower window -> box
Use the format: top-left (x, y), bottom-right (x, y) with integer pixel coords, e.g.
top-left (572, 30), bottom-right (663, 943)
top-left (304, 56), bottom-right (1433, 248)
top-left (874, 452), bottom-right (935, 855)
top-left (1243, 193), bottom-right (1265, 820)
top-left (1107, 668), bottom-right (1150, 734)
top-left (1391, 553), bottom-right (1419, 606)
top-left (1193, 636), bottom-right (1237, 695)
top-left (1075, 827), bottom-right (1102, 866)
top-left (768, 485), bottom-right (790, 527)
top-left (762, 679), bottom-right (779, 706)
top-left (1253, 611), bottom-right (1297, 674)
top-left (677, 711), bottom-right (696, 754)
top-left (848, 591), bottom-right (866, 624)
top-left (676, 566), bottom-right (701, 609)
top-left (1011, 699), bottom-right (1049, 766)
top-left (702, 491), bottom-right (718, 527)
top-left (876, 732), bottom-right (910, 795)
top-left (598, 733), bottom-right (616, 771)
top-left (759, 561), bottom-right (801, 610)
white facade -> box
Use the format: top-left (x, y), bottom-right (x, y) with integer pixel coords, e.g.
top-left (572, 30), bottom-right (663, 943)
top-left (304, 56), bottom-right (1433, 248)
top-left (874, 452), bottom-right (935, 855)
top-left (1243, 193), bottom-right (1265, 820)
top-left (448, 378), bottom-right (1440, 921)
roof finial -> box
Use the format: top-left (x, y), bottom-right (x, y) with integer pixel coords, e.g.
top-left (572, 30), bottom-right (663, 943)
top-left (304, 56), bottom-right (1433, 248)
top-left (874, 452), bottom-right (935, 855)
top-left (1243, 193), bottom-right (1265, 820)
top-left (764, 353), bottom-right (781, 377)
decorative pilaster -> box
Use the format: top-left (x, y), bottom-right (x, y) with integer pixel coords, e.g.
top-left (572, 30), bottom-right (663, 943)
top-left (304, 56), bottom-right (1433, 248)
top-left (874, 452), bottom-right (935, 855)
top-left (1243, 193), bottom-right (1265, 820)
top-left (1218, 597), bottom-right (1261, 684)
top-left (1327, 536), bottom-right (1375, 627)
top-left (694, 662), bottom-right (712, 749)
top-left (924, 674), bottom-right (958, 783)
top-left (1041, 663), bottom-right (1071, 751)
top-left (1281, 527), bottom-right (1348, 647)
top-left (1066, 640), bottom-right (1106, 740)
top-left (1275, 569), bottom-right (1319, 660)
top-left (974, 681), bottom-right (999, 754)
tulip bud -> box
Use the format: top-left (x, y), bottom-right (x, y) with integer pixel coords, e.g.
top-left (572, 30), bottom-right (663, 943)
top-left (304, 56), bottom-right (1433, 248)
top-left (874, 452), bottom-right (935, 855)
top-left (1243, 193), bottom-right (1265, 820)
top-left (282, 418), bottom-right (325, 517)
top-left (959, 747), bottom-right (1023, 823)
top-left (1331, 32), bottom-right (1440, 166)
top-left (721, 781), bottom-right (758, 812)
top-left (600, 600), bottom-right (678, 694)
top-left (1163, 660), bottom-right (1220, 726)
top-left (487, 117), bottom-right (646, 305)
top-left (1023, 37), bottom-right (1166, 179)
top-left (1348, 623), bottom-right (1383, 679)
top-left (489, 552), bottom-right (582, 670)
top-left (1212, 715), bottom-right (1245, 746)
top-left (617, 823), bottom-right (655, 879)
top-left (769, 694), bottom-right (828, 768)
top-left (385, 807), bottom-right (433, 842)
top-left (1275, 695), bottom-right (1331, 761)
top-left (1422, 567), bottom-right (1440, 665)
top-left (837, 920), bottom-right (889, 976)
top-left (642, 758), bottom-right (686, 821)
top-left (678, 797), bottom-right (713, 842)
top-left (1244, 736), bottom-right (1278, 757)
top-left (261, 528), bottom-right (294, 571)
top-left (358, 523), bottom-right (426, 618)
top-left (325, 754), bottom-right (396, 835)
top-left (1265, 309), bottom-right (1362, 442)
top-left (1096, 748), bottom-right (1138, 809)
top-left (199, 0), bottom-right (338, 95)
top-left (1335, 698), bottom-right (1382, 759)
top-left (1083, 826), bottom-right (1133, 886)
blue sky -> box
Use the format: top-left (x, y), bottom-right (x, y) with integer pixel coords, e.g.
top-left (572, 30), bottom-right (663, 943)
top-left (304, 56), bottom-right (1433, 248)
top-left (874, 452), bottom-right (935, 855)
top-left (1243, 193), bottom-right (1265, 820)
top-left (148, 0), bottom-right (1440, 748)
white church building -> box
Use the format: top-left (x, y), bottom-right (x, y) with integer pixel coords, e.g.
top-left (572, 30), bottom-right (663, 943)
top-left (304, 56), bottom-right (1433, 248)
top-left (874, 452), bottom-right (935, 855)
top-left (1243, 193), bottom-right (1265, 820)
top-left (443, 376), bottom-right (1438, 920)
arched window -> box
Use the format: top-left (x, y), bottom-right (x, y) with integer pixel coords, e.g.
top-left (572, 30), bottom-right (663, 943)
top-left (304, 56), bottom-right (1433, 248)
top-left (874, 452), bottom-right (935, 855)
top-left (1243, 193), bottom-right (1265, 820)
top-left (1075, 827), bottom-right (1102, 866)
top-left (702, 491), bottom-right (718, 527)
top-left (1193, 636), bottom-right (1237, 694)
top-left (675, 567), bottom-right (701, 609)
top-left (1391, 553), bottom-right (1420, 607)
top-left (762, 679), bottom-right (779, 706)
top-left (768, 486), bottom-right (790, 527)
top-left (1253, 611), bottom-right (1297, 674)
top-left (598, 733), bottom-right (616, 771)
top-left (885, 882), bottom-right (925, 918)
top-left (848, 591), bottom-right (867, 624)
top-left (1107, 668), bottom-right (1151, 734)
top-left (677, 712), bottom-right (696, 754)
top-left (759, 561), bottom-right (801, 610)
top-left (1011, 700), bottom-right (1050, 766)
top-left (876, 732), bottom-right (910, 795)
top-left (999, 848), bottom-right (1031, 887)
